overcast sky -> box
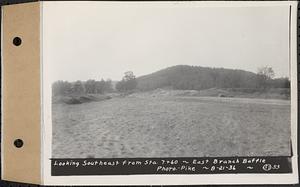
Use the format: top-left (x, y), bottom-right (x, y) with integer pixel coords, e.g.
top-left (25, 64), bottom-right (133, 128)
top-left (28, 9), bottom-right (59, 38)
top-left (43, 2), bottom-right (290, 82)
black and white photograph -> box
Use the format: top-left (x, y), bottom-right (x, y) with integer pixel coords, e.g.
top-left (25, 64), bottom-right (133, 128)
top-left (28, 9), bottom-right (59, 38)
top-left (41, 1), bottom-right (298, 184)
top-left (50, 2), bottom-right (291, 158)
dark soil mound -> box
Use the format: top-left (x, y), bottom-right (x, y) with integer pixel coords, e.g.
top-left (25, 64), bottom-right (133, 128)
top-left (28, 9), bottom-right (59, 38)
top-left (64, 97), bottom-right (82, 104)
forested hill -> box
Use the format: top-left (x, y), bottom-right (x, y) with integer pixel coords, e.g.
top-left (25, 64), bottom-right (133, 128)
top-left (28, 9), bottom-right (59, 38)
top-left (136, 65), bottom-right (289, 91)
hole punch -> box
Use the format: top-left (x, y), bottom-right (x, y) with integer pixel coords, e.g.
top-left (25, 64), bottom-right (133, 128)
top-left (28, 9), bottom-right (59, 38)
top-left (12, 37), bottom-right (22, 46)
top-left (14, 139), bottom-right (24, 148)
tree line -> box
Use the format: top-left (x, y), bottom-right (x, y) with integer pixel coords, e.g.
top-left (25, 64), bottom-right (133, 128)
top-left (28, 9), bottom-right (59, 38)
top-left (52, 79), bottom-right (113, 96)
top-left (53, 65), bottom-right (290, 96)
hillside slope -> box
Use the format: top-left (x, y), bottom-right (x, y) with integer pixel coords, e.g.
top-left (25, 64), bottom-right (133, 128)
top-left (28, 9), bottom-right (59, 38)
top-left (137, 65), bottom-right (259, 91)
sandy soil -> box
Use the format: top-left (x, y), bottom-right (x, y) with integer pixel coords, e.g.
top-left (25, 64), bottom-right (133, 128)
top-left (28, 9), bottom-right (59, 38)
top-left (52, 95), bottom-right (291, 158)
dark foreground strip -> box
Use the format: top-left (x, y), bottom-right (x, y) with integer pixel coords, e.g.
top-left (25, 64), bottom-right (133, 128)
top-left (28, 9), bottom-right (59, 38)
top-left (51, 156), bottom-right (292, 176)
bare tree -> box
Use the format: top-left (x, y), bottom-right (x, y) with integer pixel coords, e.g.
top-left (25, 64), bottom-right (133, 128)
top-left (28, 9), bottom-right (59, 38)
top-left (116, 71), bottom-right (137, 92)
top-left (257, 66), bottom-right (275, 88)
top-left (257, 66), bottom-right (275, 79)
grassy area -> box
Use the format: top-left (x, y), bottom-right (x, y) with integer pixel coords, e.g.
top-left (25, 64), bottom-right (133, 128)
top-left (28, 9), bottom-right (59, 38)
top-left (131, 88), bottom-right (290, 100)
top-left (52, 94), bottom-right (291, 158)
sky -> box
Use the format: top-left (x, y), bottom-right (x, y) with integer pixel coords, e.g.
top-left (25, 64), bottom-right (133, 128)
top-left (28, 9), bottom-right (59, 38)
top-left (43, 2), bottom-right (290, 82)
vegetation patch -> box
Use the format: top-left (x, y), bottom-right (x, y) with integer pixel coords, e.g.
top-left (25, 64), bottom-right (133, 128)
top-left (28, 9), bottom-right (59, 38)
top-left (53, 94), bottom-right (112, 105)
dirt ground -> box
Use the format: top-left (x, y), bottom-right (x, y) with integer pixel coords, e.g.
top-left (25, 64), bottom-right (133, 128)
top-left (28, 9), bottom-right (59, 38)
top-left (52, 95), bottom-right (291, 158)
